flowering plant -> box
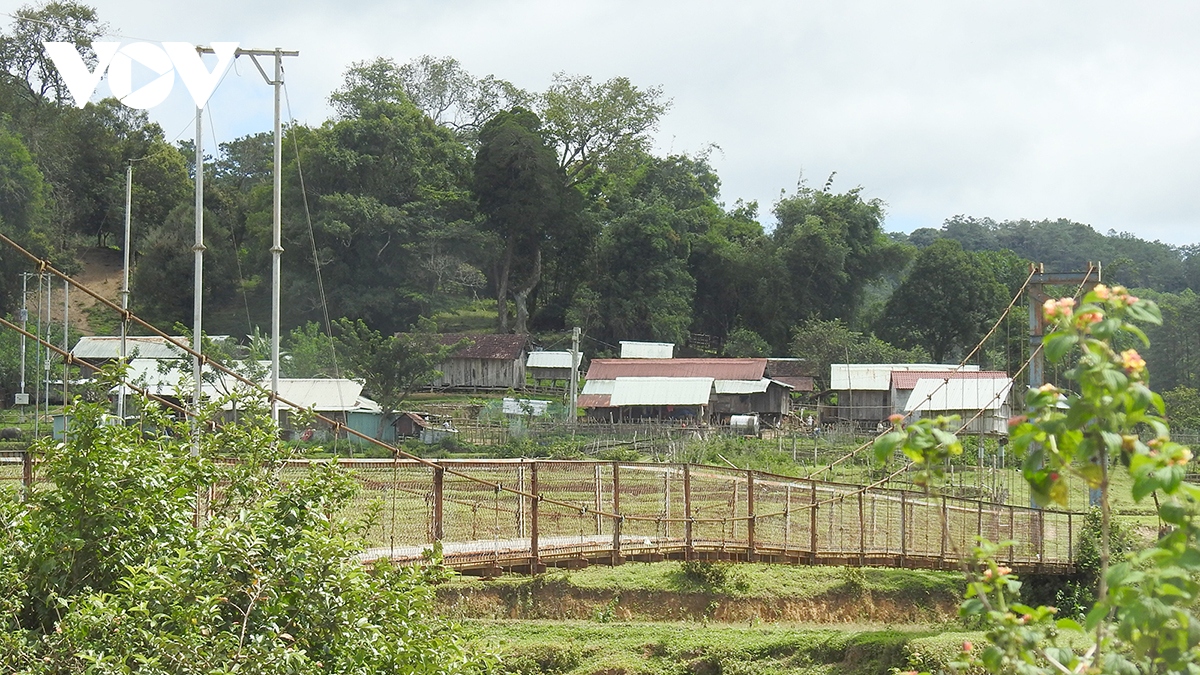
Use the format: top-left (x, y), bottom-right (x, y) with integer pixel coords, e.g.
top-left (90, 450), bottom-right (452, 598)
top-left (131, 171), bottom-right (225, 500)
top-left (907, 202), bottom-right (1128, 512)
top-left (879, 284), bottom-right (1200, 674)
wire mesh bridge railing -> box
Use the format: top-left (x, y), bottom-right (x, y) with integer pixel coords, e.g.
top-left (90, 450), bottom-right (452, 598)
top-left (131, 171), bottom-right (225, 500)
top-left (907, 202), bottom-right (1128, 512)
top-left (299, 458), bottom-right (1079, 576)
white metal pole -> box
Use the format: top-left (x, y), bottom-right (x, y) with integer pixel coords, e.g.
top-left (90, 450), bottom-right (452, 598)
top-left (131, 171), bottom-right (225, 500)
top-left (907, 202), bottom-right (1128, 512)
top-left (62, 277), bottom-right (68, 408)
top-left (569, 327), bottom-right (580, 425)
top-left (193, 106), bottom-right (204, 453)
top-left (270, 48), bottom-right (283, 427)
top-left (119, 163), bottom-right (131, 419)
top-left (19, 273), bottom-right (27, 397)
top-left (43, 274), bottom-right (50, 423)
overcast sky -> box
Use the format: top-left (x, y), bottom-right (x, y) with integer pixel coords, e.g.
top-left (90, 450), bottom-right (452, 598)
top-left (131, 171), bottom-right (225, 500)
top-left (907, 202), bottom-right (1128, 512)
top-left (12, 1), bottom-right (1200, 245)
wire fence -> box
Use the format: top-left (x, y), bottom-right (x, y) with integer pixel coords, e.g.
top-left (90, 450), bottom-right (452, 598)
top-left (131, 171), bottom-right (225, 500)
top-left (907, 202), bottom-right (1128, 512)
top-left (279, 457), bottom-right (1081, 574)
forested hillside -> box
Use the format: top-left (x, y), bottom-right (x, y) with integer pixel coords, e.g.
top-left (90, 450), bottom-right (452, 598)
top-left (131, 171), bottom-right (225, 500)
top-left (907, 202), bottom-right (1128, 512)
top-left (3, 2), bottom-right (1200, 392)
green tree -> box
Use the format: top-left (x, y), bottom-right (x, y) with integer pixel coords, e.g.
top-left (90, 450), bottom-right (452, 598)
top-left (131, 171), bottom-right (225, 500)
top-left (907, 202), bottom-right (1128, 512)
top-left (282, 321), bottom-right (341, 378)
top-left (0, 1), bottom-right (105, 105)
top-left (1163, 384), bottom-right (1200, 430)
top-left (877, 239), bottom-right (1007, 362)
top-left (334, 318), bottom-right (465, 438)
top-left (723, 327), bottom-right (770, 357)
top-left (0, 386), bottom-right (486, 672)
top-left (473, 107), bottom-right (578, 334)
top-left (538, 72), bottom-right (669, 188)
top-left (772, 184), bottom-right (911, 326)
top-left (790, 318), bottom-right (929, 388)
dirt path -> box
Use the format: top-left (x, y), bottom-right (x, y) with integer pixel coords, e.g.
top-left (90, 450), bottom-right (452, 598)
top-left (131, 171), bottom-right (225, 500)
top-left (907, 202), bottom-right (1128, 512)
top-left (21, 248), bottom-right (124, 336)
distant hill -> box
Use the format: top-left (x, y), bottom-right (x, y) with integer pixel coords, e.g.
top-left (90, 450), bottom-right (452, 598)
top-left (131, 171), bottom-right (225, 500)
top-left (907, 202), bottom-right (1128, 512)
top-left (898, 216), bottom-right (1198, 293)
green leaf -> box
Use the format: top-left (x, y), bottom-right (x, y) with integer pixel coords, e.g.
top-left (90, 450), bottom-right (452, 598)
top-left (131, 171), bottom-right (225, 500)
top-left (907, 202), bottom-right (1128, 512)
top-left (1056, 618), bottom-right (1084, 632)
top-left (1044, 333), bottom-right (1079, 363)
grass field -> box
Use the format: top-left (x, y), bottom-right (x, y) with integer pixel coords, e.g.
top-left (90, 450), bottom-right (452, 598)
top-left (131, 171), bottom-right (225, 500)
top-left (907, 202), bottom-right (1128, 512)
top-left (461, 619), bottom-right (974, 675)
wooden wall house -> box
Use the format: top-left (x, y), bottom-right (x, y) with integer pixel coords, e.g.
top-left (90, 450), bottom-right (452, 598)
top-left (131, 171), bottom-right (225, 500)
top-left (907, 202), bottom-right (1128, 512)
top-left (428, 334), bottom-right (529, 390)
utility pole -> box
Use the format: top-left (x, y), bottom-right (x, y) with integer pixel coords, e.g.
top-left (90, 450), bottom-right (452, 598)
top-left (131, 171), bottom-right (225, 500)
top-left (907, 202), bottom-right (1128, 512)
top-left (200, 45), bottom-right (299, 427)
top-left (118, 163), bottom-right (132, 419)
top-left (62, 278), bottom-right (68, 408)
top-left (192, 105), bottom-right (205, 455)
top-left (569, 327), bottom-right (580, 424)
top-left (17, 273), bottom-right (31, 408)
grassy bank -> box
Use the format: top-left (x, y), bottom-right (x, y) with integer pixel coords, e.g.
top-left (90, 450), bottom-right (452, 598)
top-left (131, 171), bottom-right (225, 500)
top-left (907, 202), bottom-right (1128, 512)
top-left (463, 619), bottom-right (981, 675)
top-left (439, 561), bottom-right (966, 624)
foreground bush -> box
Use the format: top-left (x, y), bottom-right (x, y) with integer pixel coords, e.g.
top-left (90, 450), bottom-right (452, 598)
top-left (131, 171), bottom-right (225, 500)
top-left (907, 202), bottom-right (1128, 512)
top-left (0, 390), bottom-right (490, 674)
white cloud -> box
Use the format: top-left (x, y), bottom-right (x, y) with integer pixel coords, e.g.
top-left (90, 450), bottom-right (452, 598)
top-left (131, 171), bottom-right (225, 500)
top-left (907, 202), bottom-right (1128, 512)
top-left (18, 0), bottom-right (1200, 244)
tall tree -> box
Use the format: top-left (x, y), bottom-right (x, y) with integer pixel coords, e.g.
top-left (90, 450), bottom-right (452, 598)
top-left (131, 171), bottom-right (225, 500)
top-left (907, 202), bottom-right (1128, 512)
top-left (877, 239), bottom-right (1007, 362)
top-left (538, 73), bottom-right (670, 187)
top-left (772, 183), bottom-right (912, 325)
top-left (473, 107), bottom-right (578, 334)
top-left (0, 1), bottom-right (105, 105)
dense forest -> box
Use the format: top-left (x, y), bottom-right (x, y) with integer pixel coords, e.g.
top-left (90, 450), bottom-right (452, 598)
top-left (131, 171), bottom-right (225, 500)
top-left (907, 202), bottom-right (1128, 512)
top-left (3, 2), bottom-right (1200, 396)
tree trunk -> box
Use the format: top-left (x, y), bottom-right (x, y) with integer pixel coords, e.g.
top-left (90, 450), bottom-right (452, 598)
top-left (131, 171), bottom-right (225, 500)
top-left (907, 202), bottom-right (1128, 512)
top-left (512, 247), bottom-right (542, 335)
top-left (496, 239), bottom-right (514, 333)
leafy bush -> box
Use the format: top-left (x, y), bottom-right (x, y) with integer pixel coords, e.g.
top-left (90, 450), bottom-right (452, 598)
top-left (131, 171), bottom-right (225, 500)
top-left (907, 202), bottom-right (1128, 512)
top-left (0, 384), bottom-right (491, 674)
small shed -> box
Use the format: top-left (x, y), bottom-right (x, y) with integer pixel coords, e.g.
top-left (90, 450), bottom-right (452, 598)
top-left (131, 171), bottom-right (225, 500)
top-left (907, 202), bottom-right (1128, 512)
top-left (710, 378), bottom-right (793, 423)
top-left (428, 334), bottom-right (529, 390)
top-left (72, 335), bottom-right (191, 377)
top-left (829, 363), bottom-right (979, 426)
top-left (526, 350), bottom-right (581, 384)
top-left (903, 376), bottom-right (1014, 435)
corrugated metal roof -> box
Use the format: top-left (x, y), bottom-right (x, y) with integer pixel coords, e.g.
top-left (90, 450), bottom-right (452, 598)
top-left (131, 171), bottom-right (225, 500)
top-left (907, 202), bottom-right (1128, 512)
top-left (773, 376), bottom-right (814, 392)
top-left (581, 379), bottom-right (615, 395)
top-left (830, 364), bottom-right (979, 391)
top-left (620, 341), bottom-right (674, 358)
top-left (274, 379), bottom-right (366, 411)
top-left (526, 351), bottom-right (580, 369)
top-left (73, 335), bottom-right (191, 360)
top-left (891, 370), bottom-right (1009, 390)
top-left (502, 398), bottom-right (550, 416)
top-left (765, 358), bottom-right (810, 378)
top-left (714, 379), bottom-right (772, 394)
top-left (905, 377), bottom-right (1013, 413)
top-left (586, 358), bottom-right (766, 381)
top-left (577, 394), bottom-right (612, 408)
top-left (436, 333), bottom-right (527, 360)
top-left (610, 377), bottom-right (713, 406)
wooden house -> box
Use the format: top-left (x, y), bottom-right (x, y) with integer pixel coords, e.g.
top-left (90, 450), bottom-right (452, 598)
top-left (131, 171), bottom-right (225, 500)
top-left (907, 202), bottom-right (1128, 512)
top-left (428, 334), bottom-right (529, 390)
top-left (526, 350), bottom-right (581, 384)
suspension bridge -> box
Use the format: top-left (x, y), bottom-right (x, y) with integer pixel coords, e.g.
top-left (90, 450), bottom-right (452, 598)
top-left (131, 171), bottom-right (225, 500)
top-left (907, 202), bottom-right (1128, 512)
top-left (323, 457), bottom-right (1078, 576)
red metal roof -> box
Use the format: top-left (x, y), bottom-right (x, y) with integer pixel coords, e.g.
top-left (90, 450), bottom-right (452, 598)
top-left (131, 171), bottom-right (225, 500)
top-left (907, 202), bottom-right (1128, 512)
top-left (577, 394), bottom-right (612, 408)
top-left (585, 358), bottom-right (766, 381)
top-left (436, 333), bottom-right (528, 360)
top-left (890, 370), bottom-right (1009, 390)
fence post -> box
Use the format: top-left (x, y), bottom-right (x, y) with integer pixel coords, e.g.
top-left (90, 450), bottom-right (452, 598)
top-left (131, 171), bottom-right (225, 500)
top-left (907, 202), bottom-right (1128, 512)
top-left (1067, 512), bottom-right (1073, 566)
top-left (683, 464), bottom-right (693, 558)
top-left (746, 469), bottom-right (756, 560)
top-left (940, 496), bottom-right (947, 564)
top-left (517, 464), bottom-right (526, 538)
top-left (784, 484), bottom-right (792, 553)
top-left (900, 491), bottom-right (908, 566)
top-left (1009, 506), bottom-right (1016, 565)
top-left (611, 462), bottom-right (622, 566)
top-left (858, 490), bottom-right (865, 564)
top-left (976, 500), bottom-right (983, 544)
top-left (22, 449), bottom-right (32, 500)
top-left (432, 466), bottom-right (444, 542)
top-left (594, 464), bottom-right (603, 535)
top-left (530, 461), bottom-right (540, 572)
top-left (809, 481), bottom-right (818, 563)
